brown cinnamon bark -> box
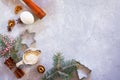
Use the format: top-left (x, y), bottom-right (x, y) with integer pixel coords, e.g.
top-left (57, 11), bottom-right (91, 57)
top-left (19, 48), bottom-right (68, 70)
top-left (14, 68), bottom-right (25, 78)
top-left (4, 57), bottom-right (25, 78)
top-left (4, 57), bottom-right (16, 70)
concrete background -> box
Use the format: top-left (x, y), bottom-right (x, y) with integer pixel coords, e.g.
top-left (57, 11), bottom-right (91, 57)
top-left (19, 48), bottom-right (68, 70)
top-left (0, 0), bottom-right (120, 80)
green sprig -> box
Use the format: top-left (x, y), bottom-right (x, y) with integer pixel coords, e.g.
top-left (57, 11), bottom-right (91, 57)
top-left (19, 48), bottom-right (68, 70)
top-left (42, 53), bottom-right (77, 80)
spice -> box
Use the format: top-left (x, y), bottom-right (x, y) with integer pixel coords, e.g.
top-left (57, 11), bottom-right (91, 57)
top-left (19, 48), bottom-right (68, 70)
top-left (4, 57), bottom-right (16, 70)
top-left (14, 5), bottom-right (23, 14)
top-left (14, 68), bottom-right (25, 78)
top-left (37, 65), bottom-right (45, 73)
top-left (4, 57), bottom-right (25, 78)
top-left (8, 19), bottom-right (15, 31)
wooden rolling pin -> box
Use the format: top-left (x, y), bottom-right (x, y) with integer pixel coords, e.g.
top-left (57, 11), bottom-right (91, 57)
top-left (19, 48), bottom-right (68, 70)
top-left (22, 0), bottom-right (46, 19)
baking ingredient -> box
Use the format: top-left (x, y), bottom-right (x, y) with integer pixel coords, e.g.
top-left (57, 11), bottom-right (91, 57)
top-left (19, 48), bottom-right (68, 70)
top-left (37, 65), bottom-right (45, 73)
top-left (20, 11), bottom-right (34, 24)
top-left (8, 19), bottom-right (15, 31)
top-left (14, 5), bottom-right (22, 14)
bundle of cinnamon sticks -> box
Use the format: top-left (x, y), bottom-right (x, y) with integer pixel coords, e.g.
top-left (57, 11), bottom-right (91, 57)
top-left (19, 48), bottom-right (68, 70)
top-left (4, 57), bottom-right (25, 78)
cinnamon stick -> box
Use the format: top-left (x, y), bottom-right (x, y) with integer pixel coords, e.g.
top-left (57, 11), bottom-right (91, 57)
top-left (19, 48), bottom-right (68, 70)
top-left (14, 68), bottom-right (25, 78)
top-left (4, 57), bottom-right (25, 78)
top-left (4, 57), bottom-right (16, 70)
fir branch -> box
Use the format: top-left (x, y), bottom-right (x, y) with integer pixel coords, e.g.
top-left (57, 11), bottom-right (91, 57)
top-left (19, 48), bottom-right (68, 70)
top-left (46, 71), bottom-right (58, 79)
top-left (42, 53), bottom-right (78, 80)
top-left (62, 60), bottom-right (77, 70)
top-left (58, 71), bottom-right (68, 77)
top-left (10, 37), bottom-right (22, 63)
top-left (42, 68), bottom-right (57, 80)
top-left (10, 47), bottom-right (19, 63)
top-left (14, 37), bottom-right (22, 51)
top-left (53, 53), bottom-right (64, 69)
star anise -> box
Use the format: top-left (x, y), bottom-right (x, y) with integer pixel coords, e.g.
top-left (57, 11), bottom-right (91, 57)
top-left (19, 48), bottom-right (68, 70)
top-left (14, 5), bottom-right (22, 14)
top-left (7, 19), bottom-right (15, 32)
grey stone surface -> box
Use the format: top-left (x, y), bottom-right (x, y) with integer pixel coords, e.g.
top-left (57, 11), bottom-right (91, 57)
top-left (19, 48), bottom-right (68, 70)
top-left (0, 0), bottom-right (120, 80)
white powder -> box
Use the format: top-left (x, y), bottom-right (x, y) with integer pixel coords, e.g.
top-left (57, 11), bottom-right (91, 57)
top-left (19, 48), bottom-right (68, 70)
top-left (25, 54), bottom-right (38, 64)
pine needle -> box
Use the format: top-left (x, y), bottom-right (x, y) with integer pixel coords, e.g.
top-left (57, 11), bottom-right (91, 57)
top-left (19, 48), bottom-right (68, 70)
top-left (42, 53), bottom-right (77, 80)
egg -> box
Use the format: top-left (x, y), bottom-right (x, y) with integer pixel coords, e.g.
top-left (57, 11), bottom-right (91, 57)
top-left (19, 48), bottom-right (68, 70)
top-left (20, 11), bottom-right (34, 24)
